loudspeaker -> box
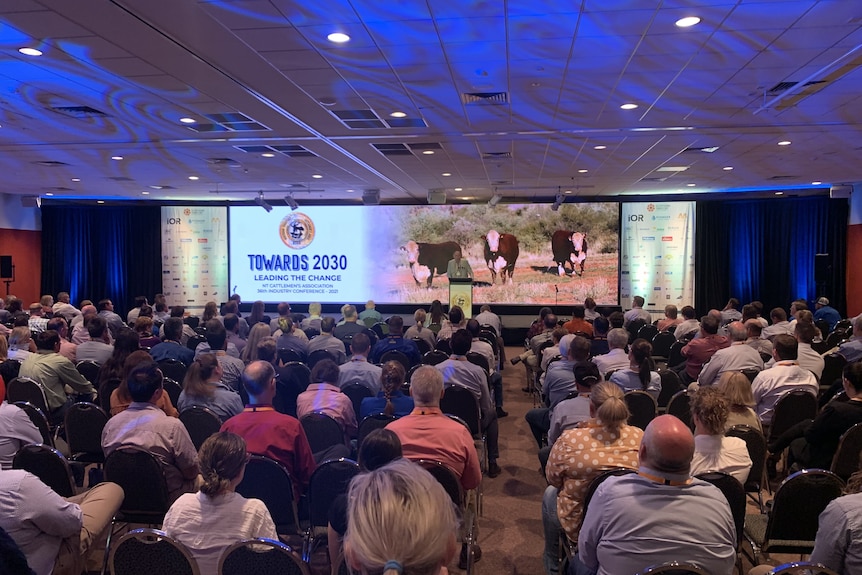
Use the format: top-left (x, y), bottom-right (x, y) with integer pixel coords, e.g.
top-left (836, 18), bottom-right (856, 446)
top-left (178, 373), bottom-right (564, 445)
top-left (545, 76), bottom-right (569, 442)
top-left (362, 189), bottom-right (380, 205)
top-left (815, 253), bottom-right (831, 284)
top-left (427, 189), bottom-right (447, 204)
top-left (0, 256), bottom-right (12, 279)
top-left (830, 185), bottom-right (852, 199)
top-left (20, 195), bottom-right (41, 208)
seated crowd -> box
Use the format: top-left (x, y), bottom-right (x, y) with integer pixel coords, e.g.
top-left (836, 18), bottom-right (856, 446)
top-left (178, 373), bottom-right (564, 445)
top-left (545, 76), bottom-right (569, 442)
top-left (1, 290), bottom-right (861, 574)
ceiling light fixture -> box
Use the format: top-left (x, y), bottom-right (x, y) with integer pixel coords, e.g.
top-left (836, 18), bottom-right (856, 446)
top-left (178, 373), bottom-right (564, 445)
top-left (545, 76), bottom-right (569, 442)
top-left (44, 193), bottom-right (53, 197)
top-left (254, 191), bottom-right (273, 212)
top-left (179, 117), bottom-right (196, 124)
top-left (454, 187), bottom-right (463, 192)
top-left (812, 181), bottom-right (822, 185)
top-left (722, 166), bottom-right (734, 171)
top-left (700, 146), bottom-right (720, 153)
top-left (18, 47), bottom-right (42, 56)
top-left (327, 32), bottom-right (350, 43)
top-left (390, 111), bottom-right (406, 118)
top-left (71, 178), bottom-right (81, 182)
top-left (442, 172), bottom-right (451, 177)
top-left (657, 166), bottom-right (689, 172)
top-left (578, 169), bottom-right (588, 173)
top-left (141, 191), bottom-right (150, 195)
top-left (312, 174), bottom-right (323, 179)
top-left (284, 194), bottom-right (298, 211)
top-left (422, 150), bottom-right (435, 155)
top-left (188, 176), bottom-right (199, 181)
top-left (675, 16), bottom-right (701, 28)
top-left (620, 103), bottom-right (639, 110)
top-left (594, 145), bottom-right (607, 150)
top-left (687, 183), bottom-right (696, 187)
top-left (775, 191), bottom-right (784, 195)
top-left (149, 185), bottom-right (164, 189)
top-left (97, 200), bottom-right (105, 204)
top-left (488, 193), bottom-right (503, 206)
top-left (778, 140), bottom-right (792, 146)
top-left (261, 153), bottom-right (275, 158)
top-left (111, 155), bottom-right (123, 161)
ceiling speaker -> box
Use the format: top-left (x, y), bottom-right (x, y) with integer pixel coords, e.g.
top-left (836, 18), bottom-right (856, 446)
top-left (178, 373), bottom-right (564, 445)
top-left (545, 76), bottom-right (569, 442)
top-left (21, 195), bottom-right (41, 208)
top-left (427, 189), bottom-right (447, 204)
top-left (362, 189), bottom-right (380, 205)
top-left (830, 184), bottom-right (853, 199)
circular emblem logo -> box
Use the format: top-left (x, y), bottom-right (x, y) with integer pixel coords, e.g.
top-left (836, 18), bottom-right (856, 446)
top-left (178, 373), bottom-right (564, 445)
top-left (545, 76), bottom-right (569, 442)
top-left (647, 204), bottom-right (655, 212)
top-left (279, 213), bottom-right (315, 249)
top-left (183, 208), bottom-right (191, 216)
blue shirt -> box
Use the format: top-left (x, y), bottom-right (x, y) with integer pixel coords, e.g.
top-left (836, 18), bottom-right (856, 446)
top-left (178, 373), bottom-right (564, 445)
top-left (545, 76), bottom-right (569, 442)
top-left (814, 306), bottom-right (842, 331)
top-left (609, 369), bottom-right (662, 400)
top-left (360, 390), bottom-right (414, 419)
top-left (178, 382), bottom-right (244, 423)
top-left (150, 341), bottom-right (195, 366)
top-left (369, 336), bottom-right (421, 366)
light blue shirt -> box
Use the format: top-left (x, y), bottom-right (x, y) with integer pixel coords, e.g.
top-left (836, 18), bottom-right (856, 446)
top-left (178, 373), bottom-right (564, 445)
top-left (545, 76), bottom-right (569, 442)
top-left (810, 492), bottom-right (862, 575)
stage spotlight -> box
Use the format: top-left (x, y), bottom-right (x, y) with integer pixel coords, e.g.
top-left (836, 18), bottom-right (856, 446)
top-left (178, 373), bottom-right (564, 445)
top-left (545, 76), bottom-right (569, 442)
top-left (488, 193), bottom-right (503, 206)
top-left (255, 191), bottom-right (273, 212)
top-left (284, 194), bottom-right (299, 211)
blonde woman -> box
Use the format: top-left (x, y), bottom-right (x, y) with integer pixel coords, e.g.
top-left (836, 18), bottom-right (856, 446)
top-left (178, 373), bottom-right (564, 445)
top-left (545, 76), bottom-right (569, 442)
top-left (344, 458), bottom-right (458, 575)
top-left (240, 322), bottom-right (271, 364)
top-left (544, 382), bottom-right (643, 573)
top-left (404, 309), bottom-right (436, 351)
top-left (717, 371), bottom-right (762, 432)
top-left (7, 327), bottom-right (33, 362)
top-left (690, 386), bottom-right (752, 483)
top-left (177, 354), bottom-right (243, 422)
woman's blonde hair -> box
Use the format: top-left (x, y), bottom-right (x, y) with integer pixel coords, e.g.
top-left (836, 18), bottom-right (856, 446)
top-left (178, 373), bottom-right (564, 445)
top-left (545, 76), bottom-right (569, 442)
top-left (345, 459), bottom-right (457, 575)
top-left (0, 335), bottom-right (7, 360)
top-left (182, 353), bottom-right (220, 399)
top-left (413, 309), bottom-right (427, 332)
top-left (590, 381), bottom-right (630, 433)
top-left (199, 432), bottom-right (247, 497)
top-left (717, 371), bottom-right (756, 409)
top-left (380, 361), bottom-right (406, 416)
top-left (8, 327), bottom-right (30, 349)
top-left (202, 301), bottom-right (219, 322)
top-left (241, 322), bottom-right (271, 363)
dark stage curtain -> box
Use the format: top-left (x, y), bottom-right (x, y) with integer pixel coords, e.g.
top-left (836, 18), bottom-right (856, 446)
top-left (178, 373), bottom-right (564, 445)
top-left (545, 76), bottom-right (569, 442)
top-left (695, 196), bottom-right (848, 316)
top-left (41, 206), bottom-right (162, 312)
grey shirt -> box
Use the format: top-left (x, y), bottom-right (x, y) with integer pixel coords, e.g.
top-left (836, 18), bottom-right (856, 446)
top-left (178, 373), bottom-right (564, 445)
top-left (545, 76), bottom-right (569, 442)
top-left (810, 492), bottom-right (862, 575)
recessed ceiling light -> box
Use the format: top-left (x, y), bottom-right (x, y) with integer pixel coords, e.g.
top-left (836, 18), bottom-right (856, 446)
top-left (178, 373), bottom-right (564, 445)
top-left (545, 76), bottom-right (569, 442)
top-left (701, 146), bottom-right (720, 153)
top-left (71, 178), bottom-right (81, 182)
top-left (18, 47), bottom-right (42, 57)
top-left (142, 191), bottom-right (150, 195)
top-left (657, 166), bottom-right (689, 172)
top-left (454, 187), bottom-right (463, 192)
top-left (179, 117), bottom-right (196, 124)
top-left (687, 183), bottom-right (696, 187)
top-left (312, 174), bottom-right (323, 179)
top-left (111, 155), bottom-right (123, 161)
top-left (442, 172), bottom-right (452, 177)
top-left (188, 176), bottom-right (199, 180)
top-left (327, 32), bottom-right (350, 43)
top-left (775, 191), bottom-right (784, 195)
top-left (97, 200), bottom-right (105, 204)
top-left (390, 111), bottom-right (407, 118)
top-left (675, 16), bottom-right (701, 28)
top-left (564, 190), bottom-right (572, 194)
top-left (45, 192), bottom-right (54, 197)
top-left (149, 185), bottom-right (164, 190)
top-left (346, 189), bottom-right (355, 193)
top-left (778, 140), bottom-right (791, 146)
top-left (594, 145), bottom-right (607, 150)
top-left (578, 169), bottom-right (589, 173)
top-left (620, 103), bottom-right (638, 110)
top-left (722, 166), bottom-right (734, 171)
top-left (422, 150), bottom-right (435, 155)
top-left (811, 181), bottom-right (822, 185)
top-left (261, 153), bottom-right (275, 158)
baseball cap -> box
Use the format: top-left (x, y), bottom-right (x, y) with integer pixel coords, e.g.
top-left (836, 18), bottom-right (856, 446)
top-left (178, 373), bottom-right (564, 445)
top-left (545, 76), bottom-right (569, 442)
top-left (816, 297), bottom-right (829, 306)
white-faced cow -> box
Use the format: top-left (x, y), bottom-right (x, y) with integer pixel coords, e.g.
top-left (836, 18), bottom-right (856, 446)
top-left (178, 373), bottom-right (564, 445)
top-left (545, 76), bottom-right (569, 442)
top-left (400, 240), bottom-right (462, 287)
top-left (483, 230), bottom-right (519, 285)
top-left (551, 230), bottom-right (588, 277)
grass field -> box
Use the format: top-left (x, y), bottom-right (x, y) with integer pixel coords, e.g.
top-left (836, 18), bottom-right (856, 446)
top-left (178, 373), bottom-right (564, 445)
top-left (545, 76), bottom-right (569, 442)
top-left (378, 252), bottom-right (619, 305)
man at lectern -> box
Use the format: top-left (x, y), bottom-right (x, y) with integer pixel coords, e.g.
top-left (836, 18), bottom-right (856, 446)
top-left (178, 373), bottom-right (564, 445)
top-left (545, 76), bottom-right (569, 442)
top-left (446, 250), bottom-right (473, 281)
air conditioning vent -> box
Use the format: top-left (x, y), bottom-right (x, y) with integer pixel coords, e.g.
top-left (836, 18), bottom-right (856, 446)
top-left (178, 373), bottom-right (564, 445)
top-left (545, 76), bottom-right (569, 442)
top-left (32, 160), bottom-right (70, 167)
top-left (107, 176), bottom-right (133, 181)
top-left (768, 175), bottom-right (798, 180)
top-left (462, 92), bottom-right (509, 105)
top-left (482, 152), bottom-right (512, 159)
top-left (372, 143), bottom-right (413, 157)
top-left (50, 105), bottom-right (110, 118)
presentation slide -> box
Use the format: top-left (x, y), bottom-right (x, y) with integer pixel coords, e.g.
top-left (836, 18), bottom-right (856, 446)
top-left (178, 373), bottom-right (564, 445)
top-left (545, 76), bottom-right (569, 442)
top-left (228, 203), bottom-right (620, 306)
top-left (619, 201), bottom-right (696, 311)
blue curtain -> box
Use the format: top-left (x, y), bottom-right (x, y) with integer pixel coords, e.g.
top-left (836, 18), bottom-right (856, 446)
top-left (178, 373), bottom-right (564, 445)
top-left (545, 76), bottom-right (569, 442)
top-left (41, 206), bottom-right (161, 312)
top-left (695, 196), bottom-right (847, 315)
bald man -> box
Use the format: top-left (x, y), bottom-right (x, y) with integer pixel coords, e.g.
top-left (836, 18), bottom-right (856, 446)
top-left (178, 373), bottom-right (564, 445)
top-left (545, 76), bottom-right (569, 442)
top-left (576, 415), bottom-right (736, 575)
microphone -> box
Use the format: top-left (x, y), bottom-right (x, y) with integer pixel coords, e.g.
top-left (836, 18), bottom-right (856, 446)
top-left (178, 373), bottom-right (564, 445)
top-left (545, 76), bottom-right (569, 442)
top-left (232, 285), bottom-right (237, 294)
top-left (554, 284), bottom-right (559, 293)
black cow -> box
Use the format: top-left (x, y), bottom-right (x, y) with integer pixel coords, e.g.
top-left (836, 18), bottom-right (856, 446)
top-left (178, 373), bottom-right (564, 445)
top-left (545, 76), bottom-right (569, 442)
top-left (400, 240), bottom-right (461, 287)
top-left (483, 230), bottom-right (519, 285)
top-left (551, 230), bottom-right (588, 277)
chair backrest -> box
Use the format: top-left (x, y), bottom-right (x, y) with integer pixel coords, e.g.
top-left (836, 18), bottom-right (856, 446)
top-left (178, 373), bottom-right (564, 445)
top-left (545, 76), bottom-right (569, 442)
top-left (435, 338), bottom-right (452, 355)
top-left (416, 459), bottom-right (465, 508)
top-left (361, 328), bottom-right (378, 348)
top-left (109, 528), bottom-right (200, 575)
top-left (766, 561), bottom-right (840, 575)
top-left (7, 377), bottom-right (50, 416)
top-left (186, 334), bottom-right (207, 351)
top-left (657, 370), bottom-right (682, 409)
top-left (13, 401), bottom-right (53, 446)
top-left (666, 390), bottom-right (693, 429)
top-left (740, 368), bottom-right (760, 383)
top-left (635, 562), bottom-right (713, 575)
top-left (422, 350), bottom-right (449, 366)
top-left (627, 319), bottom-right (647, 343)
top-left (465, 352), bottom-right (490, 375)
top-left (651, 332), bottom-right (677, 359)
top-left (99, 377), bottom-right (122, 414)
top-left (825, 331), bottom-right (848, 350)
top-left (637, 324), bottom-right (659, 342)
top-left (274, 362), bottom-right (312, 417)
top-left (695, 471), bottom-right (746, 546)
top-left (64, 401), bottom-right (109, 460)
top-left (765, 469), bottom-right (844, 546)
top-left (307, 458), bottom-right (360, 528)
top-left (412, 337), bottom-right (432, 355)
top-left (162, 377), bottom-right (183, 408)
top-left (277, 348), bottom-right (306, 365)
top-left (306, 349), bottom-right (335, 370)
top-left (439, 385), bottom-right (481, 436)
top-left (179, 406), bottom-right (223, 450)
top-left (236, 455), bottom-right (301, 534)
top-left (380, 349), bottom-right (412, 372)
top-left (477, 331), bottom-right (496, 350)
top-left (768, 390), bottom-right (818, 443)
top-left (820, 353), bottom-right (847, 388)
top-left (219, 538), bottom-right (309, 575)
top-left (300, 412), bottom-right (345, 452)
top-left (830, 421), bottom-right (862, 481)
top-left (104, 447), bottom-right (170, 523)
top-left (156, 359), bottom-right (188, 384)
top-left (341, 382), bottom-right (373, 420)
top-left (371, 322), bottom-right (389, 339)
top-left (75, 360), bottom-right (101, 385)
top-left (725, 425), bottom-right (767, 493)
top-left (12, 443), bottom-right (76, 497)
top-left (624, 391), bottom-right (658, 430)
top-left (303, 327), bottom-right (320, 339)
top-left (668, 341), bottom-right (687, 367)
top-left (357, 413), bottom-right (397, 446)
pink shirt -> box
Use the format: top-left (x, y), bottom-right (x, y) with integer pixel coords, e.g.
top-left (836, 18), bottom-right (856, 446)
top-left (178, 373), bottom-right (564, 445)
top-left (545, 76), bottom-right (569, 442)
top-left (296, 383), bottom-right (357, 440)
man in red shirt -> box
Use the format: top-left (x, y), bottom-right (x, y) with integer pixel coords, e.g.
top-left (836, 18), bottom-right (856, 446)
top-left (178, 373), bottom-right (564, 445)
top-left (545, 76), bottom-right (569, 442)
top-left (680, 315), bottom-right (729, 384)
top-left (562, 306), bottom-right (593, 337)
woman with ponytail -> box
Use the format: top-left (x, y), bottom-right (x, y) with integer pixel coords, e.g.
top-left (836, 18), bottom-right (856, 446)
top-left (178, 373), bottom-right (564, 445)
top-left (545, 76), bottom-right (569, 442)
top-left (359, 361), bottom-right (414, 420)
top-left (177, 353), bottom-right (243, 422)
top-left (344, 458), bottom-right (458, 575)
top-left (544, 382), bottom-right (643, 562)
top-left (164, 432), bottom-right (277, 573)
top-left (609, 338), bottom-right (662, 399)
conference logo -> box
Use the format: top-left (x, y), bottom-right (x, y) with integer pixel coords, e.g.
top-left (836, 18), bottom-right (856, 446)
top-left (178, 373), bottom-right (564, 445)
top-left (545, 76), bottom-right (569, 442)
top-left (647, 204), bottom-right (655, 212)
top-left (279, 212), bottom-right (315, 249)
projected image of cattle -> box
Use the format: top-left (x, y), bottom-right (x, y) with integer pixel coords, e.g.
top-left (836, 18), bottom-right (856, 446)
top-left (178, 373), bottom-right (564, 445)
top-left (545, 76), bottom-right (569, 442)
top-left (378, 203), bottom-right (619, 305)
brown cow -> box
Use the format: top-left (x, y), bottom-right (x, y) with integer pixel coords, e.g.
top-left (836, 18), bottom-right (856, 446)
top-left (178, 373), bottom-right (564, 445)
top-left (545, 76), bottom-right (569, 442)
top-left (483, 230), bottom-right (519, 285)
top-left (400, 240), bottom-right (462, 287)
top-left (551, 230), bottom-right (588, 277)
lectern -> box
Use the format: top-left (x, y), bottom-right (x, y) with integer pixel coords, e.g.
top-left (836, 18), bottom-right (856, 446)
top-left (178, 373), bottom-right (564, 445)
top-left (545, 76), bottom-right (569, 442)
top-left (448, 278), bottom-right (473, 318)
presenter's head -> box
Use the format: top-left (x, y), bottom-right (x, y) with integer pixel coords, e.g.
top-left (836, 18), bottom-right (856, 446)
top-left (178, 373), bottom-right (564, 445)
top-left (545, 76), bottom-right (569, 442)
top-left (453, 250), bottom-right (462, 262)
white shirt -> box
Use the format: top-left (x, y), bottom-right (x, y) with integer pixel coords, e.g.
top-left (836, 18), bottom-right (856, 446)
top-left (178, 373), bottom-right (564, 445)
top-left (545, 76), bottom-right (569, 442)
top-left (674, 319), bottom-right (701, 341)
top-left (762, 320), bottom-right (793, 340)
top-left (163, 491), bottom-right (278, 575)
top-left (764, 343), bottom-right (824, 380)
top-left (474, 310), bottom-right (502, 335)
top-left (691, 434), bottom-right (752, 484)
top-left (0, 402), bottom-right (43, 469)
top-left (592, 348), bottom-right (630, 379)
top-left (751, 361), bottom-right (819, 425)
top-left (697, 343), bottom-right (764, 387)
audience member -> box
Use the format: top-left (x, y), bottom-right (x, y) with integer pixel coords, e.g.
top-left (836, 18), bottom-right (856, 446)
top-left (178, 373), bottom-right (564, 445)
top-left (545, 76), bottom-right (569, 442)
top-left (70, 305), bottom-right (99, 344)
top-left (360, 361), bottom-right (414, 419)
top-left (750, 334), bottom-right (819, 426)
top-left (404, 308), bottom-right (436, 351)
top-left (158, 306), bottom-right (196, 345)
top-left (623, 296), bottom-right (650, 327)
top-left (134, 317), bottom-right (160, 348)
top-left (332, 304), bottom-right (365, 341)
top-left (679, 314), bottom-right (729, 383)
top-left (540, 327), bottom-right (568, 374)
top-left (563, 306), bottom-right (593, 337)
top-left (591, 328), bottom-right (630, 379)
top-left (110, 350), bottom-right (179, 417)
top-left (525, 334), bottom-right (577, 448)
top-left (813, 296), bottom-right (841, 332)
top-left (609, 338), bottom-right (661, 399)
top-left (690, 387), bottom-right (752, 483)
top-left (276, 317), bottom-right (310, 359)
top-left (297, 359), bottom-right (357, 441)
top-left (720, 298), bottom-right (742, 323)
top-left (583, 298), bottom-right (600, 322)
top-left (301, 302), bottom-right (324, 332)
top-left (369, 316), bottom-right (421, 366)
top-left (149, 317), bottom-right (195, 365)
top-left (358, 300), bottom-right (383, 325)
top-left (246, 300), bottom-right (270, 328)
top-left (838, 316), bottom-right (862, 363)
top-left (307, 317), bottom-right (348, 364)
top-left (241, 322), bottom-right (273, 364)
top-left (268, 302), bottom-right (291, 334)
top-left (761, 306), bottom-right (793, 340)
top-left (126, 296), bottom-right (148, 325)
top-left (97, 299), bottom-right (125, 339)
top-left (47, 317), bottom-right (77, 362)
top-left (673, 305), bottom-right (700, 341)
top-left (338, 333), bottom-right (383, 393)
top-left (200, 301), bottom-right (220, 324)
top-left (0, 383), bottom-right (42, 469)
top-left (696, 321), bottom-right (764, 386)
top-left (436, 306), bottom-right (466, 341)
top-left (27, 302), bottom-right (49, 333)
top-left (807, 468), bottom-right (862, 574)
top-left (101, 360), bottom-right (200, 501)
top-left (163, 432), bottom-right (277, 573)
top-left (589, 316), bottom-right (610, 356)
top-left (220, 361), bottom-right (316, 497)
top-left (576, 415), bottom-right (736, 575)
top-left (657, 305), bottom-right (681, 332)
top-left (427, 299), bottom-right (446, 328)
top-left (6, 327), bottom-right (33, 362)
top-left (75, 316), bottom-right (114, 364)
top-left (222, 300), bottom-right (249, 339)
top-left (178, 354), bottom-right (243, 422)
top-left (201, 319), bottom-right (245, 392)
top-left (744, 319), bottom-right (773, 357)
top-left (51, 291), bottom-right (80, 324)
top-left (223, 313), bottom-right (246, 357)
top-left (717, 371), bottom-right (762, 432)
top-left (466, 318), bottom-right (506, 417)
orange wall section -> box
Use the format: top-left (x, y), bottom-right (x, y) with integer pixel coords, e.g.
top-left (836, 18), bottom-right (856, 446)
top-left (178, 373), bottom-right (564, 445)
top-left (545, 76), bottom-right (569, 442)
top-left (0, 228), bottom-right (42, 304)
